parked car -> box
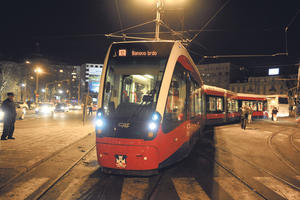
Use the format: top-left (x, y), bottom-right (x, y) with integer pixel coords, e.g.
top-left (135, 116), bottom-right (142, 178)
top-left (17, 101), bottom-right (29, 110)
top-left (35, 103), bottom-right (55, 115)
top-left (0, 103), bottom-right (26, 121)
top-left (15, 103), bottom-right (26, 120)
top-left (54, 103), bottom-right (69, 112)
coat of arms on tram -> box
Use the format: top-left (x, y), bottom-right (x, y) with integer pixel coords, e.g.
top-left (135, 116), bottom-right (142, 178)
top-left (115, 155), bottom-right (127, 168)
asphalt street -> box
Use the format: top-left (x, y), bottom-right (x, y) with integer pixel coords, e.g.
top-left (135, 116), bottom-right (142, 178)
top-left (0, 115), bottom-right (300, 200)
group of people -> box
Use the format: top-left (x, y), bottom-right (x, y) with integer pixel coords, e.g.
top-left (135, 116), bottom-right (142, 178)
top-left (240, 105), bottom-right (279, 130)
top-left (240, 105), bottom-right (253, 130)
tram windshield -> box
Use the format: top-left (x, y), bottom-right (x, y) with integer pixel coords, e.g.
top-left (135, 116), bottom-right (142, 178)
top-left (102, 42), bottom-right (173, 119)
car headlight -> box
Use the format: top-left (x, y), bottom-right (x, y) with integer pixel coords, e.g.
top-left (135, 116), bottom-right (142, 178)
top-left (0, 111), bottom-right (4, 120)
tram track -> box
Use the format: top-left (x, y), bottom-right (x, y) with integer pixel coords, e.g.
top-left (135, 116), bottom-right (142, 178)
top-left (34, 144), bottom-right (96, 200)
top-left (267, 128), bottom-right (300, 176)
top-left (0, 133), bottom-right (93, 191)
top-left (206, 128), bottom-right (300, 192)
top-left (289, 132), bottom-right (300, 152)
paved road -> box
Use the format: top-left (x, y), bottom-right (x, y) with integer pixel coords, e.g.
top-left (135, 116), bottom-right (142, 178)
top-left (1, 118), bottom-right (300, 200)
top-left (0, 110), bottom-right (94, 189)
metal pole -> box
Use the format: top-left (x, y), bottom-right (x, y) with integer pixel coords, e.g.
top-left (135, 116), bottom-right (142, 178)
top-left (78, 80), bottom-right (80, 103)
top-left (155, 0), bottom-right (161, 40)
top-left (35, 73), bottom-right (39, 103)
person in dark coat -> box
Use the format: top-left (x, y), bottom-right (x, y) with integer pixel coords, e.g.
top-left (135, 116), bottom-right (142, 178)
top-left (240, 105), bottom-right (249, 130)
top-left (1, 93), bottom-right (17, 140)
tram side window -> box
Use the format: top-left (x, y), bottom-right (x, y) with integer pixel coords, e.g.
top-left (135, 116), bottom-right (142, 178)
top-left (207, 96), bottom-right (224, 113)
top-left (227, 99), bottom-right (237, 112)
top-left (209, 97), bottom-right (216, 112)
top-left (189, 76), bottom-right (200, 118)
top-left (163, 63), bottom-right (187, 133)
top-left (217, 97), bottom-right (223, 112)
top-left (249, 101), bottom-right (257, 111)
top-left (258, 101), bottom-right (263, 111)
top-left (195, 89), bottom-right (202, 115)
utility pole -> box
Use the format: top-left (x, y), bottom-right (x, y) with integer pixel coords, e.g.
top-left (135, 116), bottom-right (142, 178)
top-left (78, 80), bottom-right (81, 103)
top-left (155, 0), bottom-right (163, 41)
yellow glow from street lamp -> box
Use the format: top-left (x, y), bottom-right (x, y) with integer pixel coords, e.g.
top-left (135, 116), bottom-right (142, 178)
top-left (34, 67), bottom-right (43, 73)
top-left (25, 60), bottom-right (31, 64)
top-left (165, 0), bottom-right (185, 4)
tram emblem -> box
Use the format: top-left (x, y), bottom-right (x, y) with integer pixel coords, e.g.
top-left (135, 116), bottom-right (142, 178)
top-left (115, 155), bottom-right (127, 168)
top-left (118, 122), bottom-right (130, 128)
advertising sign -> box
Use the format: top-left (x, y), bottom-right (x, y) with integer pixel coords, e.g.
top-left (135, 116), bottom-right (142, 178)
top-left (88, 67), bottom-right (102, 93)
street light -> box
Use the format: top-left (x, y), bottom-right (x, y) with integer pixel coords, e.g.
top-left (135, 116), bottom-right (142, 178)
top-left (25, 60), bottom-right (31, 64)
top-left (34, 67), bottom-right (43, 103)
top-left (41, 88), bottom-right (46, 93)
top-left (58, 90), bottom-right (63, 94)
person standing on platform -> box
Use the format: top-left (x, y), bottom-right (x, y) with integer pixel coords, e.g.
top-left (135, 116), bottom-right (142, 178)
top-left (1, 93), bottom-right (17, 140)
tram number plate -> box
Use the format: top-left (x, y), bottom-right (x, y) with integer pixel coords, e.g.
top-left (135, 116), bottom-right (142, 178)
top-left (115, 154), bottom-right (127, 168)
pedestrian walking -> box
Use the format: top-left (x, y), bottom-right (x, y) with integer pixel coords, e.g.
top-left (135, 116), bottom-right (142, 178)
top-left (248, 106), bottom-right (253, 124)
top-left (240, 105), bottom-right (249, 130)
top-left (88, 104), bottom-right (93, 116)
top-left (1, 93), bottom-right (17, 140)
top-left (272, 107), bottom-right (278, 121)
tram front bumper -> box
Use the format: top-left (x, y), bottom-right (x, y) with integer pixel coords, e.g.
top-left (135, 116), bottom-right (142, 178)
top-left (96, 142), bottom-right (159, 171)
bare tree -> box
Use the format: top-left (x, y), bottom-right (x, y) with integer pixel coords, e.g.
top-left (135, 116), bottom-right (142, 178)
top-left (0, 61), bottom-right (20, 100)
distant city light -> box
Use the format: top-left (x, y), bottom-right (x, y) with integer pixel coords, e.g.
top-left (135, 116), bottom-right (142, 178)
top-left (59, 69), bottom-right (64, 73)
top-left (58, 90), bottom-right (63, 94)
top-left (268, 68), bottom-right (279, 76)
top-left (41, 89), bottom-right (46, 92)
top-left (25, 60), bottom-right (31, 64)
top-left (21, 83), bottom-right (26, 87)
top-left (30, 76), bottom-right (34, 80)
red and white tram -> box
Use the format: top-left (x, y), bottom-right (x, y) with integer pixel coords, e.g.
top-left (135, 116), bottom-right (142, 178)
top-left (202, 85), bottom-right (240, 125)
top-left (236, 93), bottom-right (268, 119)
top-left (95, 41), bottom-right (204, 175)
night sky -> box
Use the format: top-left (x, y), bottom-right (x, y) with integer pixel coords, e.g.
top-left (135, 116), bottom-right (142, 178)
top-left (0, 0), bottom-right (299, 66)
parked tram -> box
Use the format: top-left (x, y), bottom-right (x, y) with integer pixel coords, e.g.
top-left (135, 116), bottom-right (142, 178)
top-left (202, 85), bottom-right (239, 125)
top-left (236, 93), bottom-right (268, 119)
top-left (95, 41), bottom-right (204, 175)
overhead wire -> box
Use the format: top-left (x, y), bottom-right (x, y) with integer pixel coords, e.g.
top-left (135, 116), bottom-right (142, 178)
top-left (188, 0), bottom-right (231, 46)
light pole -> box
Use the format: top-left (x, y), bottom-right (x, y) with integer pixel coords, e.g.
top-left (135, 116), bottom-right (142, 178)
top-left (34, 67), bottom-right (42, 103)
top-left (21, 83), bottom-right (26, 102)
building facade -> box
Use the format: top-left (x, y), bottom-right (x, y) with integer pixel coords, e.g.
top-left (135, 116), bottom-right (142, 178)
top-left (196, 62), bottom-right (246, 89)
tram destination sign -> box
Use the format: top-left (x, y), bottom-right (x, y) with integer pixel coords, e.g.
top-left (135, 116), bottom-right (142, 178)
top-left (110, 42), bottom-right (173, 58)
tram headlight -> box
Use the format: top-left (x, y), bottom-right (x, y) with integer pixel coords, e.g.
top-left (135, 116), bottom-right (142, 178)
top-left (95, 108), bottom-right (105, 133)
top-left (148, 122), bottom-right (157, 131)
top-left (147, 112), bottom-right (161, 137)
top-left (96, 119), bottom-right (104, 127)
